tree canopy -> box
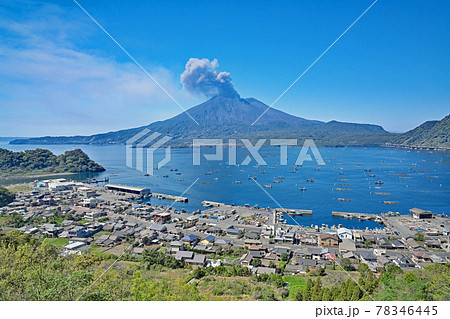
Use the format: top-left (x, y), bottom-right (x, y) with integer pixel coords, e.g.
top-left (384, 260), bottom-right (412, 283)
top-left (0, 148), bottom-right (105, 176)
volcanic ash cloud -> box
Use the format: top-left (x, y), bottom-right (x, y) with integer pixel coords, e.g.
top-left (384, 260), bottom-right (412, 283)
top-left (180, 58), bottom-right (240, 99)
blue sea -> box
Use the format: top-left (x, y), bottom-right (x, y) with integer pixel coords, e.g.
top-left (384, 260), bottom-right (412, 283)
top-left (1, 141), bottom-right (449, 229)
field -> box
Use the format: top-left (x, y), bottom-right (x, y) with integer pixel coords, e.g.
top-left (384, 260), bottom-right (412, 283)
top-left (42, 237), bottom-right (69, 248)
top-left (283, 275), bottom-right (306, 300)
top-left (6, 185), bottom-right (33, 193)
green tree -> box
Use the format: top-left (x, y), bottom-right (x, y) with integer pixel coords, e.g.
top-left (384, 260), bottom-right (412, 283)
top-left (0, 186), bottom-right (14, 207)
top-left (413, 232), bottom-right (425, 242)
top-left (340, 258), bottom-right (354, 271)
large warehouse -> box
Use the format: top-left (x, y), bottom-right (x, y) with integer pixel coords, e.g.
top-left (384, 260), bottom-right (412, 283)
top-left (105, 184), bottom-right (151, 195)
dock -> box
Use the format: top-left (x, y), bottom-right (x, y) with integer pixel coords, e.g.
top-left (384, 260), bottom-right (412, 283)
top-left (332, 211), bottom-right (383, 223)
top-left (202, 200), bottom-right (226, 207)
top-left (274, 208), bottom-right (313, 216)
top-left (151, 193), bottom-right (188, 202)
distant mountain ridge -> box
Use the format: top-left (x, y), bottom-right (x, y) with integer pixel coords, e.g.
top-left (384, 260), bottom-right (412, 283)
top-left (10, 96), bottom-right (391, 147)
top-left (388, 114), bottom-right (450, 149)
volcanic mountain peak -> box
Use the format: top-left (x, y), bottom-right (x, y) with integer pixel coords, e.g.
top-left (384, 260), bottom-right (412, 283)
top-left (9, 95), bottom-right (389, 146)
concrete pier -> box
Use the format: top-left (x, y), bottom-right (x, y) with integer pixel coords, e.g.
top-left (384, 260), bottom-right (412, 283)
top-left (151, 193), bottom-right (188, 202)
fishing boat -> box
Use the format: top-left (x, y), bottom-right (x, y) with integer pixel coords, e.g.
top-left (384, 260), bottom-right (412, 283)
top-left (265, 184), bottom-right (272, 188)
top-left (299, 187), bottom-right (307, 191)
top-left (163, 174), bottom-right (169, 178)
top-left (375, 180), bottom-right (384, 185)
top-left (235, 181), bottom-right (242, 184)
top-left (307, 178), bottom-right (315, 182)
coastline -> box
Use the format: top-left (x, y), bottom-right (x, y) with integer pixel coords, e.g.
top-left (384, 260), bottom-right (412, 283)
top-left (0, 172), bottom-right (76, 181)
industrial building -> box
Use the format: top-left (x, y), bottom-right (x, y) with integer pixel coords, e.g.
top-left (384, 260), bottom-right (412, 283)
top-left (105, 184), bottom-right (151, 195)
top-left (410, 208), bottom-right (433, 219)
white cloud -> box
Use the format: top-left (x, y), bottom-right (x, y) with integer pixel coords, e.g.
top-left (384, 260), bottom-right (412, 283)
top-left (0, 1), bottom-right (198, 136)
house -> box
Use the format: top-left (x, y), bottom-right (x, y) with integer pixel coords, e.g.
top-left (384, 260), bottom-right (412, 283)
top-left (411, 251), bottom-right (432, 263)
top-left (192, 244), bottom-right (217, 254)
top-left (95, 234), bottom-right (110, 245)
top-left (393, 255), bottom-right (416, 268)
top-left (200, 235), bottom-right (215, 245)
top-left (63, 241), bottom-right (90, 256)
top-left (68, 226), bottom-right (86, 238)
top-left (307, 248), bottom-right (323, 260)
top-left (359, 252), bottom-right (377, 263)
top-left (240, 253), bottom-right (253, 267)
top-left (214, 239), bottom-right (231, 247)
top-left (185, 254), bottom-right (206, 267)
top-left (284, 264), bottom-right (306, 275)
top-left (337, 228), bottom-right (353, 240)
top-left (263, 252), bottom-right (278, 261)
top-left (339, 239), bottom-right (356, 254)
top-left (406, 238), bottom-right (425, 251)
top-left (390, 239), bottom-right (407, 249)
top-left (41, 224), bottom-right (63, 237)
top-left (323, 252), bottom-right (336, 260)
top-left (244, 231), bottom-right (260, 240)
top-left (175, 251), bottom-right (194, 262)
top-left (149, 224), bottom-right (167, 233)
top-left (226, 226), bottom-right (243, 237)
top-left (249, 250), bottom-right (265, 258)
top-left (424, 240), bottom-right (441, 249)
top-left (181, 234), bottom-right (199, 246)
top-left (272, 247), bottom-right (290, 256)
top-left (317, 233), bottom-right (339, 248)
top-left (293, 257), bottom-right (318, 269)
top-left (169, 240), bottom-right (184, 253)
top-left (69, 237), bottom-right (90, 245)
top-left (255, 267), bottom-right (276, 275)
top-left (377, 255), bottom-right (391, 267)
top-left (78, 187), bottom-right (96, 198)
top-left (185, 215), bottom-right (199, 228)
top-left (132, 247), bottom-right (145, 255)
top-left (359, 252), bottom-right (381, 271)
top-left (153, 212), bottom-right (171, 223)
top-left (429, 254), bottom-right (447, 264)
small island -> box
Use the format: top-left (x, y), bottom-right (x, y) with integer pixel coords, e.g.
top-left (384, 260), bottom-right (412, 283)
top-left (0, 148), bottom-right (105, 179)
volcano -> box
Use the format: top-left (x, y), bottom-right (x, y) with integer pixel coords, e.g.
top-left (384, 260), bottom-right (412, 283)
top-left (10, 96), bottom-right (390, 146)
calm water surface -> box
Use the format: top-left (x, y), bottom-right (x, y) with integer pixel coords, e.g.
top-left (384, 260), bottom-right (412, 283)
top-left (1, 141), bottom-right (449, 229)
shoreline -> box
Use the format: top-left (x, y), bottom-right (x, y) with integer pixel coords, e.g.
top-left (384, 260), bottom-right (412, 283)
top-left (0, 172), bottom-right (76, 181)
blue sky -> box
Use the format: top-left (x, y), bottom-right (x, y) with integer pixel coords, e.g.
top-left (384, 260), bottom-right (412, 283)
top-left (0, 0), bottom-right (449, 136)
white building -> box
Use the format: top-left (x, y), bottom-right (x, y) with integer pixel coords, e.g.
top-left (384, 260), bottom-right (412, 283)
top-left (337, 227), bottom-right (353, 240)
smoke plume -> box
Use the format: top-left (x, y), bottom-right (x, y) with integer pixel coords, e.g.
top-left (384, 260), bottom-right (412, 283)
top-left (180, 58), bottom-right (240, 98)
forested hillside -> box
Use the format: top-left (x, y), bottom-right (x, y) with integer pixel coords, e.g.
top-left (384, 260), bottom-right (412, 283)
top-left (389, 114), bottom-right (450, 149)
top-left (0, 186), bottom-right (14, 206)
top-left (0, 231), bottom-right (448, 301)
top-left (0, 148), bottom-right (105, 177)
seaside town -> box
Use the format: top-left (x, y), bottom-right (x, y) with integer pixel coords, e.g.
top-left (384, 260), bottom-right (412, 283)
top-left (2, 178), bottom-right (449, 275)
